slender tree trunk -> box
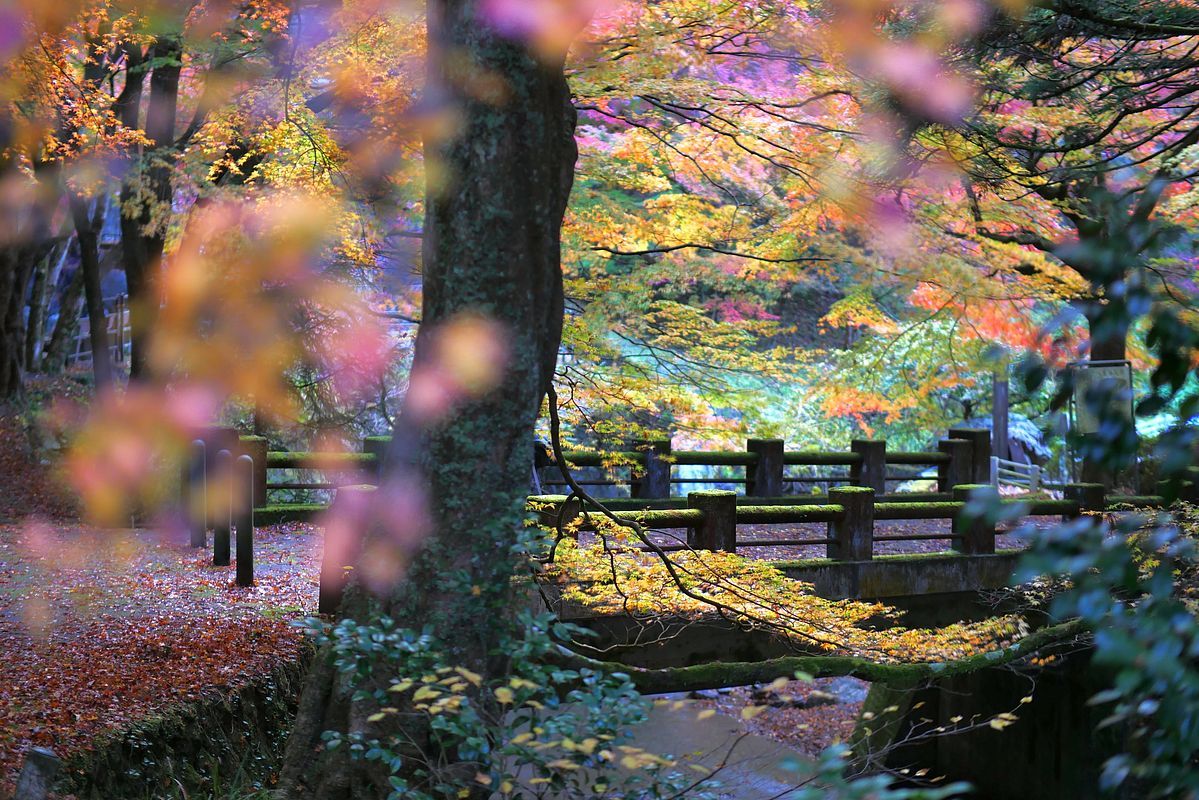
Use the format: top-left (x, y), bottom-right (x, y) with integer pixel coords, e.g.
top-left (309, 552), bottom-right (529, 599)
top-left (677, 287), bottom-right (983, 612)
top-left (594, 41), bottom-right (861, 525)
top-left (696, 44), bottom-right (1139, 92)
top-left (24, 253), bottom-right (49, 372)
top-left (24, 239), bottom-right (69, 371)
top-left (276, 2), bottom-right (577, 796)
top-left (0, 247), bottom-right (33, 398)
top-left (42, 258), bottom-right (85, 373)
top-left (70, 195), bottom-right (113, 388)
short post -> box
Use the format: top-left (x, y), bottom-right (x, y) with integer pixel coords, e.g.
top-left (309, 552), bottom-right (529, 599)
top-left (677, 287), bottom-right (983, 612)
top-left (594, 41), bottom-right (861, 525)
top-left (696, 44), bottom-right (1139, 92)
top-left (938, 438), bottom-right (972, 494)
top-left (213, 449), bottom-right (232, 567)
top-left (186, 439), bottom-right (206, 548)
top-left (850, 439), bottom-right (886, 495)
top-left (238, 436), bottom-right (268, 508)
top-left (320, 485), bottom-right (375, 614)
top-left (952, 485), bottom-right (995, 555)
top-left (1064, 483), bottom-right (1106, 519)
top-left (362, 436), bottom-right (390, 483)
top-left (746, 438), bottom-right (784, 497)
top-left (948, 427), bottom-right (991, 484)
top-left (235, 455), bottom-right (255, 587)
top-left (827, 486), bottom-right (874, 561)
top-left (687, 490), bottom-right (737, 552)
top-left (203, 426), bottom-right (239, 528)
top-left (533, 495), bottom-right (582, 532)
top-left (631, 438), bottom-right (672, 499)
top-left (14, 747), bottom-right (61, 800)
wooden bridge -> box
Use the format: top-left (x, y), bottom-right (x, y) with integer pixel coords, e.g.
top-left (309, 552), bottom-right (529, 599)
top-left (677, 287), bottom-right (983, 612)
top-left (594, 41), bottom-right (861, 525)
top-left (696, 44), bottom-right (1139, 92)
top-left (180, 426), bottom-right (1182, 604)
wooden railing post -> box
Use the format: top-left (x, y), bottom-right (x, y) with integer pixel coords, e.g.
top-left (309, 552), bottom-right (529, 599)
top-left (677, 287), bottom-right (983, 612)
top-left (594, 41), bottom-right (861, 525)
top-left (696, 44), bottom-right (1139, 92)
top-left (320, 485), bottom-right (375, 614)
top-left (949, 427), bottom-right (991, 484)
top-left (746, 438), bottom-right (784, 497)
top-left (828, 486), bottom-right (874, 561)
top-left (1064, 483), bottom-right (1106, 519)
top-left (850, 439), bottom-right (886, 495)
top-left (238, 435), bottom-right (268, 508)
top-left (235, 455), bottom-right (255, 587)
top-left (952, 485), bottom-right (995, 555)
top-left (185, 439), bottom-right (206, 548)
top-left (213, 449), bottom-right (232, 566)
top-left (632, 438), bottom-right (672, 499)
top-left (362, 436), bottom-right (389, 483)
top-left (938, 438), bottom-right (972, 494)
top-left (688, 490), bottom-right (737, 552)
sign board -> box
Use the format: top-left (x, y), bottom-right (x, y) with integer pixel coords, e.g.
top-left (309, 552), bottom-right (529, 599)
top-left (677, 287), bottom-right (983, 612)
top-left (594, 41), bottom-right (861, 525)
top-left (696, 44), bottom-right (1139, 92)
top-left (1070, 360), bottom-right (1133, 436)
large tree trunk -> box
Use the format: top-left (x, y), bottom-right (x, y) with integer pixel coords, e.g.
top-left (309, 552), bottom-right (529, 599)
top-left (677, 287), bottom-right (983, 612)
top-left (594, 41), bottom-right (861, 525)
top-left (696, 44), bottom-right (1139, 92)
top-left (120, 37), bottom-right (178, 380)
top-left (275, 2), bottom-right (576, 796)
top-left (1088, 322), bottom-right (1127, 363)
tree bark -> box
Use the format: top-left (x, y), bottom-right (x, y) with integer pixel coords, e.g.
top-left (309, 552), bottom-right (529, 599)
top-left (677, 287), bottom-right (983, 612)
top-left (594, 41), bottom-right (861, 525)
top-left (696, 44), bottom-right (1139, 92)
top-left (0, 247), bottom-right (33, 398)
top-left (41, 256), bottom-right (85, 374)
top-left (69, 195), bottom-right (113, 388)
top-left (120, 37), bottom-right (179, 380)
top-left (25, 238), bottom-right (70, 371)
top-left (276, 1), bottom-right (577, 795)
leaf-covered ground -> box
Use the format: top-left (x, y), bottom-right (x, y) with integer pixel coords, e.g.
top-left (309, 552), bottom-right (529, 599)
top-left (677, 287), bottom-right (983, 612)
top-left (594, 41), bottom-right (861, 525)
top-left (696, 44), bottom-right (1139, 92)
top-left (0, 521), bottom-right (321, 792)
top-left (0, 404), bottom-right (79, 524)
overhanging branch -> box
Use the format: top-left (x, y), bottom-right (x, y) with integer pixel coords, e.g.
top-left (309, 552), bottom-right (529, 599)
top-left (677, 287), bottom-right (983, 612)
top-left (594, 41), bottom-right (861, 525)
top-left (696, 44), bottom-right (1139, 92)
top-left (555, 618), bottom-right (1089, 692)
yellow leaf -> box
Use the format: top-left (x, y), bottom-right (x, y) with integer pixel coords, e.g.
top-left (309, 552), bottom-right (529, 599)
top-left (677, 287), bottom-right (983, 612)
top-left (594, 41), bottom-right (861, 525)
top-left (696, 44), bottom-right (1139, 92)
top-left (741, 705), bottom-right (766, 720)
top-left (697, 709), bottom-right (716, 721)
top-left (455, 667), bottom-right (483, 686)
top-left (495, 687), bottom-right (515, 705)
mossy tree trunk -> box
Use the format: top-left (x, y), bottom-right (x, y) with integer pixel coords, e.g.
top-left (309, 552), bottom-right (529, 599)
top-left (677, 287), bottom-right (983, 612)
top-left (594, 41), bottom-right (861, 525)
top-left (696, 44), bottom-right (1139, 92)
top-left (275, 1), bottom-right (576, 796)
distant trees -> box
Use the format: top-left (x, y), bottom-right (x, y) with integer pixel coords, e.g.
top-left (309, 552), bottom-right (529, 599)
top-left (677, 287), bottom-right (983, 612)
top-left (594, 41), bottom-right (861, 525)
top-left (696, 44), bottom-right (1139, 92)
top-left (948, 0), bottom-right (1199, 363)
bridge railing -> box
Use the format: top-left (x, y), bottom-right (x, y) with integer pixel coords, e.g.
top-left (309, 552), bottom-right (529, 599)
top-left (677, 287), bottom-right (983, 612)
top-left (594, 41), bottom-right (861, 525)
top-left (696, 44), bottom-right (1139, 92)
top-left (528, 482), bottom-right (1106, 561)
top-left (538, 427), bottom-right (994, 501)
top-left (185, 428), bottom-right (992, 510)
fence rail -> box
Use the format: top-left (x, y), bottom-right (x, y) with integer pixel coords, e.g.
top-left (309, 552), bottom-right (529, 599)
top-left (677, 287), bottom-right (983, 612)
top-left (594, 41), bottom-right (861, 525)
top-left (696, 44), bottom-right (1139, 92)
top-left (527, 482), bottom-right (1106, 559)
top-left (184, 426), bottom-right (998, 509)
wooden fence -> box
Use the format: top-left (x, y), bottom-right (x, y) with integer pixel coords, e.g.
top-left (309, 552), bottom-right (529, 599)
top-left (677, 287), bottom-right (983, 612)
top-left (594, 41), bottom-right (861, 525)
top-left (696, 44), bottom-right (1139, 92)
top-left (246, 431), bottom-right (982, 506)
top-left (184, 425), bottom-right (1189, 524)
top-left (526, 482), bottom-right (1103, 558)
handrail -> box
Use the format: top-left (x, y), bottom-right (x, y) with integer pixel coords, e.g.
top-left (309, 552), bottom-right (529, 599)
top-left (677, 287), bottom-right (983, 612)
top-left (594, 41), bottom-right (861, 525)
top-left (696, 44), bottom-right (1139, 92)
top-left (267, 452), bottom-right (378, 470)
top-left (886, 451), bottom-right (951, 465)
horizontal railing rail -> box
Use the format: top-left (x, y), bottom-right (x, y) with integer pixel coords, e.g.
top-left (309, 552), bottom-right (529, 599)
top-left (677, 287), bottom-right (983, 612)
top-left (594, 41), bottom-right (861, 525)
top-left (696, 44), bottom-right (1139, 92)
top-left (527, 483), bottom-right (1104, 560)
